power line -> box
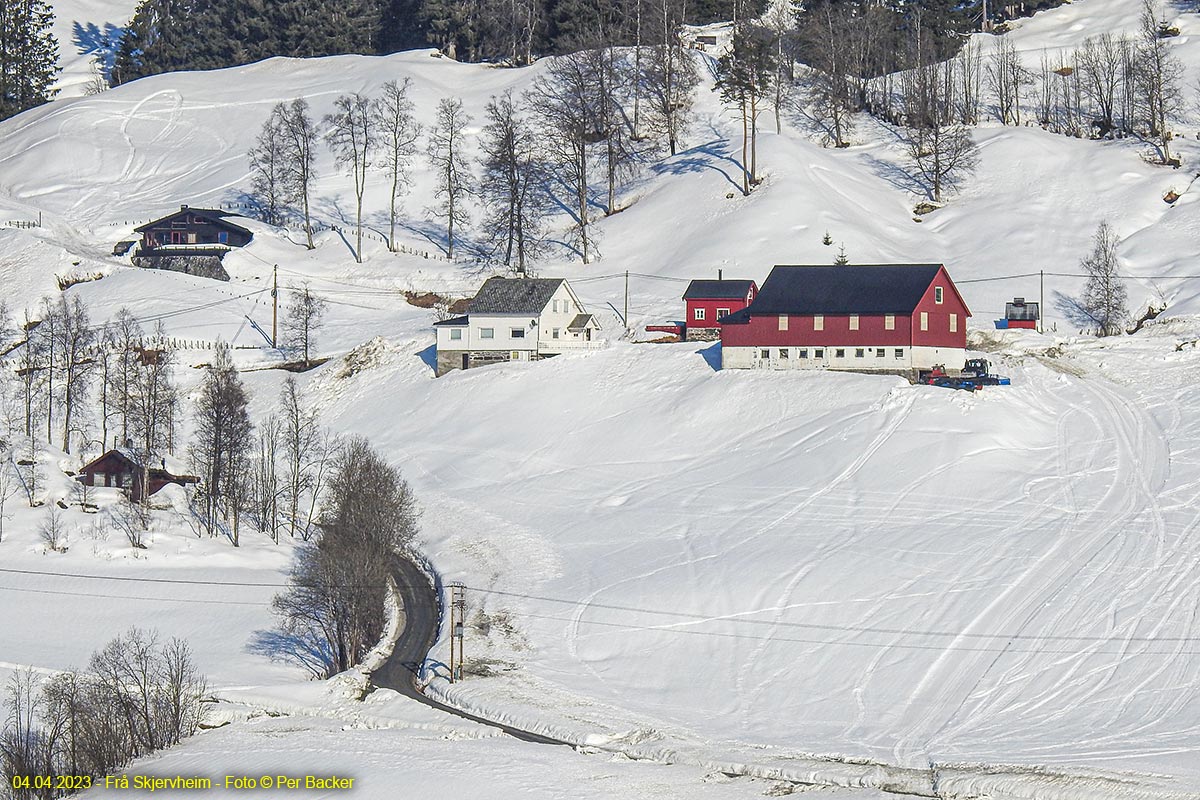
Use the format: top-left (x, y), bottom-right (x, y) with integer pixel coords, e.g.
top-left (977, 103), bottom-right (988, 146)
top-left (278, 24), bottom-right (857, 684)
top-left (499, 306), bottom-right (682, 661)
top-left (0, 584), bottom-right (267, 607)
top-left (7, 567), bottom-right (1200, 650)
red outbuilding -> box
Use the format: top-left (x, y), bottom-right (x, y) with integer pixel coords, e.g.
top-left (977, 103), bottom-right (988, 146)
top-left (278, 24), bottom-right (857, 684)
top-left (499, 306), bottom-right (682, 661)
top-left (682, 279), bottom-right (757, 340)
top-left (719, 264), bottom-right (970, 372)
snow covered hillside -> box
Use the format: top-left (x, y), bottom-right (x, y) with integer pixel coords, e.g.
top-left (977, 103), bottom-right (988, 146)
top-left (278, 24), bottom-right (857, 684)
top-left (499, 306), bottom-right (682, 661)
top-left (4, 0), bottom-right (1200, 797)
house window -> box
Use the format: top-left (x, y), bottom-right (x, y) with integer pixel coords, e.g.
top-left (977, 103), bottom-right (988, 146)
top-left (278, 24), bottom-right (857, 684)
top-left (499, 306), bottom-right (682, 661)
top-left (778, 315), bottom-right (788, 331)
top-left (855, 348), bottom-right (865, 358)
top-left (885, 315), bottom-right (895, 330)
top-left (552, 300), bottom-right (559, 312)
top-left (760, 349), bottom-right (770, 359)
top-left (780, 348), bottom-right (789, 358)
top-left (849, 315), bottom-right (859, 331)
top-left (814, 348), bottom-right (825, 358)
top-left (950, 313), bottom-right (958, 333)
top-left (920, 312), bottom-right (928, 331)
top-left (813, 315), bottom-right (824, 331)
top-left (93, 471), bottom-right (105, 487)
top-left (450, 328), bottom-right (462, 340)
top-left (935, 286), bottom-right (944, 304)
top-left (876, 348), bottom-right (885, 358)
top-left (552, 328), bottom-right (560, 339)
top-left (798, 349), bottom-right (808, 359)
top-left (511, 328), bottom-right (525, 339)
top-left (894, 348), bottom-right (904, 359)
top-left (480, 328), bottom-right (495, 339)
top-left (717, 307), bottom-right (730, 319)
top-left (695, 308), bottom-right (706, 321)
top-left (835, 348), bottom-right (845, 358)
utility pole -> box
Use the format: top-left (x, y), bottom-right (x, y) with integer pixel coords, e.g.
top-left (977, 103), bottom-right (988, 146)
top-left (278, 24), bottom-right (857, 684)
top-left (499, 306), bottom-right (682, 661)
top-left (449, 583), bottom-right (466, 682)
top-left (624, 271), bottom-right (629, 330)
top-left (1039, 269), bottom-right (1044, 334)
top-left (271, 265), bottom-right (278, 349)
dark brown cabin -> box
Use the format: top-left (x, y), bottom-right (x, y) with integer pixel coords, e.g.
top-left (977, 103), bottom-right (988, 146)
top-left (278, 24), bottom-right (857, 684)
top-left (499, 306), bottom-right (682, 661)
top-left (134, 205), bottom-right (253, 254)
top-left (77, 449), bottom-right (198, 503)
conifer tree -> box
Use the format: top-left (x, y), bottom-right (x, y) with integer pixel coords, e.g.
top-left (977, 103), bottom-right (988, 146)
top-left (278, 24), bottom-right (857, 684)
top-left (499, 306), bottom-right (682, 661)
top-left (0, 0), bottom-right (60, 120)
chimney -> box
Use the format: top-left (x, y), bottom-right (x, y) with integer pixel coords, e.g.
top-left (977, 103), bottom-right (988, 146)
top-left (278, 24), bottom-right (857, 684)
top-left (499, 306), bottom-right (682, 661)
top-left (718, 268), bottom-right (723, 281)
top-left (181, 204), bottom-right (189, 211)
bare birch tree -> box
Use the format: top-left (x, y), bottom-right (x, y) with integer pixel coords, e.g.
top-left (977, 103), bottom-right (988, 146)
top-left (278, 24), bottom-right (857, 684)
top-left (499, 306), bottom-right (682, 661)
top-left (325, 93), bottom-right (375, 263)
top-left (428, 97), bottom-right (475, 259)
top-left (373, 79), bottom-right (421, 252)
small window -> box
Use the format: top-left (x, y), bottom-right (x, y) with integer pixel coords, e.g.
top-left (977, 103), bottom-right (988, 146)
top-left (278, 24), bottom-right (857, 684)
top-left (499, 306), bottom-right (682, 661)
top-left (950, 313), bottom-right (958, 333)
top-left (695, 308), bottom-right (706, 321)
top-left (813, 315), bottom-right (824, 331)
top-left (935, 286), bottom-right (944, 304)
top-left (511, 328), bottom-right (525, 339)
top-left (885, 315), bottom-right (895, 330)
top-left (875, 348), bottom-right (885, 358)
top-left (218, 231), bottom-right (229, 244)
top-left (855, 348), bottom-right (864, 358)
top-left (894, 348), bottom-right (904, 359)
top-left (920, 312), bottom-right (928, 331)
top-left (798, 349), bottom-right (808, 359)
top-left (450, 328), bottom-right (462, 340)
top-left (480, 328), bottom-right (495, 339)
top-left (814, 348), bottom-right (825, 358)
top-left (779, 348), bottom-right (789, 358)
top-left (552, 328), bottom-right (560, 339)
top-left (849, 315), bottom-right (859, 331)
top-left (717, 307), bottom-right (730, 319)
top-left (760, 349), bottom-right (770, 359)
top-left (835, 348), bottom-right (845, 358)
top-left (778, 315), bottom-right (788, 331)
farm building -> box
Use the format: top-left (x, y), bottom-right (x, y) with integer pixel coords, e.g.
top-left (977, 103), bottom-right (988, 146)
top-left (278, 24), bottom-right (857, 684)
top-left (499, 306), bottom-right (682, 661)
top-left (77, 449), bottom-right (198, 503)
top-left (133, 205), bottom-right (253, 255)
top-left (645, 277), bottom-right (757, 340)
top-left (720, 264), bottom-right (970, 372)
top-left (434, 277), bottom-right (602, 376)
top-left (682, 278), bottom-right (757, 340)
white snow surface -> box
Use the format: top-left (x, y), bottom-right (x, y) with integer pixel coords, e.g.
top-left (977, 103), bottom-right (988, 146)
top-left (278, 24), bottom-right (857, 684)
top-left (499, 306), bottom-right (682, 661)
top-left (4, 0), bottom-right (1200, 797)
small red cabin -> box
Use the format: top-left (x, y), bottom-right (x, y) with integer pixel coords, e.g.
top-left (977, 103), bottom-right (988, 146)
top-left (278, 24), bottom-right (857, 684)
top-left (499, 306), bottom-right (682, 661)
top-left (682, 279), bottom-right (757, 341)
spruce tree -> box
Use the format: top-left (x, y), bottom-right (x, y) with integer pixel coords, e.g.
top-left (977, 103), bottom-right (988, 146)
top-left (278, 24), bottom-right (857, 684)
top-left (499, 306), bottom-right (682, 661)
top-left (0, 0), bottom-right (60, 120)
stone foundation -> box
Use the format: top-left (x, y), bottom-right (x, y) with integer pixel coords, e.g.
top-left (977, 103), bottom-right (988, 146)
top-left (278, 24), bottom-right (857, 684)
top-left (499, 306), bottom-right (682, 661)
top-left (133, 255), bottom-right (230, 281)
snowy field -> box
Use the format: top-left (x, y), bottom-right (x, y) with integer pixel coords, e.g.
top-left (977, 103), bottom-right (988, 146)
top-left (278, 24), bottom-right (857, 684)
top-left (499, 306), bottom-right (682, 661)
top-left (3, 0), bottom-right (1200, 797)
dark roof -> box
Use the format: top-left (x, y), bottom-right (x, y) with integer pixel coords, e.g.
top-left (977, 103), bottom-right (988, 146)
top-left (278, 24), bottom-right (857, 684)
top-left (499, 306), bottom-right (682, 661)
top-left (567, 314), bottom-right (595, 330)
top-left (79, 449), bottom-right (140, 472)
top-left (469, 277), bottom-right (565, 315)
top-left (1005, 300), bottom-right (1039, 320)
top-left (135, 206), bottom-right (252, 237)
top-left (683, 279), bottom-right (756, 300)
top-left (433, 315), bottom-right (469, 327)
top-left (722, 264), bottom-right (947, 323)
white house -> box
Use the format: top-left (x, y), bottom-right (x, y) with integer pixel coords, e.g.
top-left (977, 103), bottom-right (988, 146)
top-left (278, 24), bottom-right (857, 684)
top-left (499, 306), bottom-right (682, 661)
top-left (434, 277), bottom-right (602, 376)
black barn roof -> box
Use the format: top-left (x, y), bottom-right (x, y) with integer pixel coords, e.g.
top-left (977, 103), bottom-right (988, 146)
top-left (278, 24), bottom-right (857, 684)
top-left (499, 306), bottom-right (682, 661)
top-left (469, 277), bottom-right (565, 314)
top-left (683, 279), bottom-right (755, 300)
top-left (135, 206), bottom-right (252, 236)
top-left (722, 264), bottom-right (950, 322)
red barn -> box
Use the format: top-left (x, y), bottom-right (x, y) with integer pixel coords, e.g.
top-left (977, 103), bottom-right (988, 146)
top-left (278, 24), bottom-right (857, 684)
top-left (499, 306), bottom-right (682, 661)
top-left (682, 279), bottom-right (757, 341)
top-left (719, 264), bottom-right (970, 372)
